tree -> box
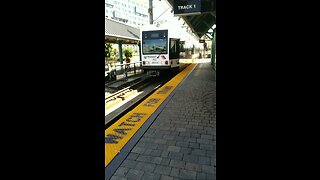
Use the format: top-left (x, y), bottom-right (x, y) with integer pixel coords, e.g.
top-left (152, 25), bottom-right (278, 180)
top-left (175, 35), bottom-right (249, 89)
top-left (122, 47), bottom-right (133, 59)
top-left (111, 48), bottom-right (117, 58)
top-left (105, 43), bottom-right (113, 57)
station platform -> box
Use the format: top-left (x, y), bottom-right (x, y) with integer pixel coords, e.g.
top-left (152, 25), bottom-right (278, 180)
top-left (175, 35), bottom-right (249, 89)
top-left (105, 59), bottom-right (216, 180)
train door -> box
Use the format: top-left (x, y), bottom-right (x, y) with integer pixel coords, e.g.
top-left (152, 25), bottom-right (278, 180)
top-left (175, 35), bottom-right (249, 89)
top-left (169, 38), bottom-right (180, 67)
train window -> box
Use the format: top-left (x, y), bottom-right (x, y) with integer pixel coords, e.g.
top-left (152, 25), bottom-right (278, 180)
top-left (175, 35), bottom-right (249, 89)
top-left (169, 38), bottom-right (180, 59)
top-left (142, 30), bottom-right (168, 54)
top-left (170, 39), bottom-right (177, 53)
top-left (170, 39), bottom-right (180, 53)
top-left (180, 41), bottom-right (186, 52)
top-left (143, 39), bottom-right (167, 54)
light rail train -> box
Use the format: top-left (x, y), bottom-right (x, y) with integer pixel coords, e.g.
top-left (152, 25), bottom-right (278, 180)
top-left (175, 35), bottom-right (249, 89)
top-left (140, 24), bottom-right (181, 76)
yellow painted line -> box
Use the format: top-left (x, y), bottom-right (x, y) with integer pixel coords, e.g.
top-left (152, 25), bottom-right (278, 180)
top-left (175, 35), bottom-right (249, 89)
top-left (105, 63), bottom-right (197, 167)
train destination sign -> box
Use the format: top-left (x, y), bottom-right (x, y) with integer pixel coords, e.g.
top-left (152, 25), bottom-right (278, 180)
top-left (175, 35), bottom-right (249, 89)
top-left (174, 0), bottom-right (214, 16)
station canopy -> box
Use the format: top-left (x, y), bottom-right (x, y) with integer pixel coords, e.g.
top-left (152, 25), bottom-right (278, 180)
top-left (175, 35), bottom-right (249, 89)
top-left (105, 18), bottom-right (140, 44)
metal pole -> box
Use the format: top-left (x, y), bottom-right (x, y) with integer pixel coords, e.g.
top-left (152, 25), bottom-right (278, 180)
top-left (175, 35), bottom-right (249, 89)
top-left (118, 41), bottom-right (123, 64)
top-left (211, 36), bottom-right (214, 66)
top-left (125, 64), bottom-right (127, 77)
top-left (139, 42), bottom-right (142, 62)
top-left (148, 0), bottom-right (153, 25)
top-left (214, 32), bottom-right (216, 70)
top-left (139, 42), bottom-right (143, 73)
top-left (212, 31), bottom-right (216, 81)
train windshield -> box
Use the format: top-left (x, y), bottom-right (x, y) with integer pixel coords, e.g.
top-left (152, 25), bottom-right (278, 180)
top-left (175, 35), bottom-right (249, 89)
top-left (142, 30), bottom-right (168, 54)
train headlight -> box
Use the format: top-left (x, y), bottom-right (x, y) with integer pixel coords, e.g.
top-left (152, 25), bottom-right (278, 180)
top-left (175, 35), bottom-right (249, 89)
top-left (143, 61), bottom-right (146, 65)
top-left (165, 61), bottom-right (168, 65)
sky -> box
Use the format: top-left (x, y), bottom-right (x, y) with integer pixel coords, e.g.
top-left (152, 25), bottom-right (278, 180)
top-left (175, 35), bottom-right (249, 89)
top-left (153, 0), bottom-right (182, 26)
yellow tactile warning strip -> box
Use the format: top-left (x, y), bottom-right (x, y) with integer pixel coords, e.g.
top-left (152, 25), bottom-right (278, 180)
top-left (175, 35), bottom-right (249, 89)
top-left (105, 63), bottom-right (197, 167)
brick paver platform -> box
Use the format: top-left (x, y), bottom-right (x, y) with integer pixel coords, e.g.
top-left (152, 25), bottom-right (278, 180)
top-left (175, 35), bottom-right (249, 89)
top-left (110, 62), bottom-right (216, 180)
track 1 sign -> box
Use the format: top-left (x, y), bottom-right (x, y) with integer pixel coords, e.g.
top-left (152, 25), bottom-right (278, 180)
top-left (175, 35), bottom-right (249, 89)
top-left (174, 0), bottom-right (201, 16)
top-left (174, 0), bottom-right (214, 16)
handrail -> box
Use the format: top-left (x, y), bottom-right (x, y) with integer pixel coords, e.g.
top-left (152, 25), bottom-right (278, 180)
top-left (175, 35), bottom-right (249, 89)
top-left (105, 61), bottom-right (143, 81)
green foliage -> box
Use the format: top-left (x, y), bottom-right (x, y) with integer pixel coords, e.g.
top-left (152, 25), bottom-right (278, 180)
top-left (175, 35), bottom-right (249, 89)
top-left (105, 43), bottom-right (113, 57)
top-left (123, 47), bottom-right (133, 58)
top-left (111, 48), bottom-right (117, 57)
top-left (105, 43), bottom-right (118, 58)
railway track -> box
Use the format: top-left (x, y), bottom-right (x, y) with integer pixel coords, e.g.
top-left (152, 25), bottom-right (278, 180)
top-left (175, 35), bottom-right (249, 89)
top-left (105, 63), bottom-right (189, 128)
top-left (105, 76), bottom-right (156, 117)
top-left (105, 76), bottom-right (153, 103)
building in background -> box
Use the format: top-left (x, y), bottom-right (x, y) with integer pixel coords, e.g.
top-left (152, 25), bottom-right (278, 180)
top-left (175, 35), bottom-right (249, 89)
top-left (105, 0), bottom-right (149, 28)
